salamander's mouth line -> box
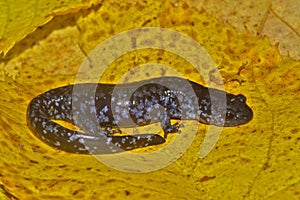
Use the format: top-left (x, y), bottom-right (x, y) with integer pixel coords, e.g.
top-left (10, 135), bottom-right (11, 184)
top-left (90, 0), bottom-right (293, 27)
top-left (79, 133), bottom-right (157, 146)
top-left (27, 76), bottom-right (253, 154)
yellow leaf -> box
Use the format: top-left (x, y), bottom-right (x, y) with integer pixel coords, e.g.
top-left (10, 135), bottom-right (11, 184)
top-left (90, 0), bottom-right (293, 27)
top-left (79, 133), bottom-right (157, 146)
top-left (0, 0), bottom-right (299, 199)
top-left (194, 0), bottom-right (300, 60)
top-left (0, 0), bottom-right (102, 56)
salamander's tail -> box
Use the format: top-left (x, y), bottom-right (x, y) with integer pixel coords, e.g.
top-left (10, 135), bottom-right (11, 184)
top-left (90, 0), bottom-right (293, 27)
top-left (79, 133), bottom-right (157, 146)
top-left (75, 133), bottom-right (166, 154)
top-left (27, 112), bottom-right (165, 154)
top-left (27, 96), bottom-right (165, 154)
top-left (109, 134), bottom-right (166, 151)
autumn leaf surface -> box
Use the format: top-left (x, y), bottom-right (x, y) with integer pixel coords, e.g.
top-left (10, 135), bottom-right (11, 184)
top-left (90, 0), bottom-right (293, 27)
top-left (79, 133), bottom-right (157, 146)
top-left (0, 0), bottom-right (102, 56)
top-left (0, 0), bottom-right (299, 199)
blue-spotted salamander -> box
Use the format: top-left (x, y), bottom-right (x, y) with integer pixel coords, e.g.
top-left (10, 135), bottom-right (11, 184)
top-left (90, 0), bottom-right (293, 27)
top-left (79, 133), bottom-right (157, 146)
top-left (27, 76), bottom-right (253, 154)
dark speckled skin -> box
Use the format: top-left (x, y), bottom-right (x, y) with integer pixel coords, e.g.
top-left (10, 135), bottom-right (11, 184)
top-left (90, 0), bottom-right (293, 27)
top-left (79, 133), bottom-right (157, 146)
top-left (27, 76), bottom-right (253, 154)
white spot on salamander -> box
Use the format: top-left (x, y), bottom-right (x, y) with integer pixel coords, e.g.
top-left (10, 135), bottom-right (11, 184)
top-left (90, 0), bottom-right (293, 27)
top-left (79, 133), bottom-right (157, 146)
top-left (78, 138), bottom-right (85, 144)
top-left (106, 137), bottom-right (112, 145)
top-left (54, 141), bottom-right (61, 146)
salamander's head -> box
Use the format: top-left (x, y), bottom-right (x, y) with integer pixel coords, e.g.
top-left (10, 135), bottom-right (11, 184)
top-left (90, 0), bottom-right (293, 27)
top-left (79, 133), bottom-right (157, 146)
top-left (198, 92), bottom-right (253, 127)
top-left (222, 94), bottom-right (253, 126)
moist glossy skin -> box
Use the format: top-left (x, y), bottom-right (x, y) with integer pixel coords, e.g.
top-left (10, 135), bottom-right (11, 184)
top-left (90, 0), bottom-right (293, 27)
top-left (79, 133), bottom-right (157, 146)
top-left (27, 76), bottom-right (253, 154)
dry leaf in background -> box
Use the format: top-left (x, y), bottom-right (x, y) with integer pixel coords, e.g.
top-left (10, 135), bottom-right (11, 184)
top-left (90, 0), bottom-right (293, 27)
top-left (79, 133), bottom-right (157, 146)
top-left (0, 0), bottom-right (299, 199)
top-left (0, 0), bottom-right (102, 56)
top-left (189, 0), bottom-right (300, 60)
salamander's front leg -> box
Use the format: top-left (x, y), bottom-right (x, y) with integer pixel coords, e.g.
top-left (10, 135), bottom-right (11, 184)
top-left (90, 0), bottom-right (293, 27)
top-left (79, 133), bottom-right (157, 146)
top-left (161, 115), bottom-right (182, 138)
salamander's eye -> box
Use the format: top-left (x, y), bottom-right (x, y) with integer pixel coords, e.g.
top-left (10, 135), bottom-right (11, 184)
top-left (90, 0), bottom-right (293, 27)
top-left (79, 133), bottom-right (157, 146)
top-left (237, 94), bottom-right (246, 102)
